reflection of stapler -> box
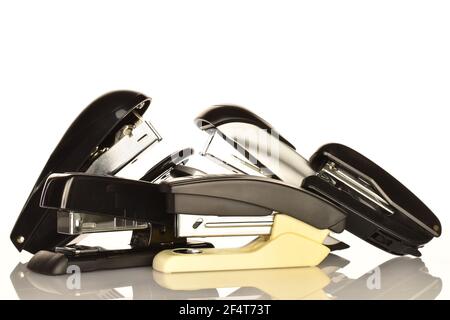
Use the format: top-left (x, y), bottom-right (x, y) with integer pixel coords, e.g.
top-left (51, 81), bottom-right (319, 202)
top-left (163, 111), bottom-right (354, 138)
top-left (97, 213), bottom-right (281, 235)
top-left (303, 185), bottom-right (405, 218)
top-left (154, 266), bottom-right (332, 300)
top-left (10, 255), bottom-right (349, 300)
top-left (152, 255), bottom-right (349, 300)
top-left (10, 263), bottom-right (218, 300)
top-left (11, 255), bottom-right (441, 300)
top-left (152, 255), bottom-right (442, 300)
top-left (195, 105), bottom-right (441, 257)
top-left (326, 257), bottom-right (442, 300)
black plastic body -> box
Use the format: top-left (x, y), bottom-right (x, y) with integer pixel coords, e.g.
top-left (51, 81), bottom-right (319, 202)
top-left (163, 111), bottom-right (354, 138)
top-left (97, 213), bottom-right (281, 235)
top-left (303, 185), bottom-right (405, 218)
top-left (41, 173), bottom-right (346, 233)
top-left (170, 165), bottom-right (206, 178)
top-left (11, 91), bottom-right (151, 254)
top-left (140, 148), bottom-right (194, 182)
top-left (42, 174), bottom-right (166, 224)
top-left (305, 143), bottom-right (441, 256)
top-left (195, 105), bottom-right (296, 149)
top-left (162, 174), bottom-right (346, 232)
top-left (24, 147), bottom-right (203, 275)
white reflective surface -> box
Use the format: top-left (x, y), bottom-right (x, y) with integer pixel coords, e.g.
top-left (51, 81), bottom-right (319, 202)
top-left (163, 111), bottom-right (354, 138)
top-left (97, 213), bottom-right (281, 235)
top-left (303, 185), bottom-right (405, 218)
top-left (9, 254), bottom-right (442, 300)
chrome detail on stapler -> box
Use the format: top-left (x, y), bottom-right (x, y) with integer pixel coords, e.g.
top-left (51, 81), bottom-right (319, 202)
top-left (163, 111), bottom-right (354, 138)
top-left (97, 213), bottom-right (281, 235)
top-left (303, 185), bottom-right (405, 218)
top-left (56, 210), bottom-right (149, 235)
top-left (176, 214), bottom-right (274, 237)
top-left (319, 161), bottom-right (394, 214)
top-left (86, 112), bottom-right (162, 175)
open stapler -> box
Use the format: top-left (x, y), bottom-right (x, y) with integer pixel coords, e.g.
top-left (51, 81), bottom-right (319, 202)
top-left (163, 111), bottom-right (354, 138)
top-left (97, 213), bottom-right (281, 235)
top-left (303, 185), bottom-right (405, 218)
top-left (194, 105), bottom-right (441, 257)
top-left (10, 91), bottom-right (211, 274)
top-left (10, 90), bottom-right (350, 275)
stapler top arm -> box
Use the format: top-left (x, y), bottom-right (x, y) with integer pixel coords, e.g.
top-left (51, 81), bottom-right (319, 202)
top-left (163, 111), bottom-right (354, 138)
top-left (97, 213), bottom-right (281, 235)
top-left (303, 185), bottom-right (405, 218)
top-left (40, 173), bottom-right (347, 234)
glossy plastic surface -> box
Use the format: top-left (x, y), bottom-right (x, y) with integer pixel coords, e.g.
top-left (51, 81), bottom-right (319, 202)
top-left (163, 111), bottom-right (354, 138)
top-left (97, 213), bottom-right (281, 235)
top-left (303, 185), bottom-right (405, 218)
top-left (306, 143), bottom-right (442, 256)
top-left (11, 91), bottom-right (151, 253)
top-left (195, 105), bottom-right (296, 149)
top-left (40, 173), bottom-right (346, 233)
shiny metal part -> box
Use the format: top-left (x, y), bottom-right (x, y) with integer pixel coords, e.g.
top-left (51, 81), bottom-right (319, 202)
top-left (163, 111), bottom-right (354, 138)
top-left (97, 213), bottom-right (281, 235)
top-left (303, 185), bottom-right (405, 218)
top-left (201, 129), bottom-right (267, 176)
top-left (60, 112), bottom-right (162, 235)
top-left (201, 125), bottom-right (315, 186)
top-left (86, 112), bottom-right (162, 175)
top-left (55, 245), bottom-right (104, 256)
top-left (320, 161), bottom-right (394, 214)
top-left (176, 214), bottom-right (274, 237)
top-left (57, 211), bottom-right (148, 235)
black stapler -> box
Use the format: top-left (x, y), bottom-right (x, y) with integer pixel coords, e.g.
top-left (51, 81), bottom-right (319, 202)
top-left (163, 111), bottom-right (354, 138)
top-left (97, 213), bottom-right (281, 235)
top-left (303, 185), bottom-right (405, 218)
top-left (195, 105), bottom-right (441, 257)
top-left (10, 91), bottom-right (211, 274)
top-left (11, 91), bottom-right (350, 275)
top-left (39, 173), bottom-right (346, 273)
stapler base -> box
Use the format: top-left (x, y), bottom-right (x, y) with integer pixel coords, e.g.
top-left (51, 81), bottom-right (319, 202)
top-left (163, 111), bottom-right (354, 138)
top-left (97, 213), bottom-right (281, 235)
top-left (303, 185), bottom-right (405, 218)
top-left (27, 242), bottom-right (214, 275)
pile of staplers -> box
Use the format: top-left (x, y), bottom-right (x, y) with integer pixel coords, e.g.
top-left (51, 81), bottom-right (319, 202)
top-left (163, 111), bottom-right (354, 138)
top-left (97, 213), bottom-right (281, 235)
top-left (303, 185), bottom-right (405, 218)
top-left (10, 90), bottom-right (441, 275)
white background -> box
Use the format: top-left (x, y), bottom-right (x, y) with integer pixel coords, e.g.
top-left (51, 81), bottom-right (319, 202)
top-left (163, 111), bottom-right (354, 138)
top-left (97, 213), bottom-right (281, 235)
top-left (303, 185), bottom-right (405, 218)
top-left (0, 0), bottom-right (449, 299)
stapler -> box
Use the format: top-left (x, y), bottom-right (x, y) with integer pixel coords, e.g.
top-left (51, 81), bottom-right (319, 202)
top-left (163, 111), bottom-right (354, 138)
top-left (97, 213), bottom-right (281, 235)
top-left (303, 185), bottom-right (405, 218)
top-left (195, 105), bottom-right (441, 257)
top-left (38, 172), bottom-right (346, 273)
top-left (10, 91), bottom-right (211, 274)
top-left (11, 90), bottom-right (158, 254)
